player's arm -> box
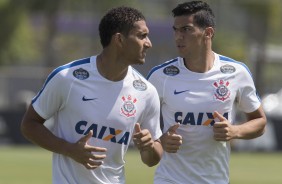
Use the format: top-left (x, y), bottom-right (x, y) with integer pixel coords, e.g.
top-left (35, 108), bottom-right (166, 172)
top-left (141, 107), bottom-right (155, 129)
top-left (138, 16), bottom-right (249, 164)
top-left (21, 104), bottom-right (70, 153)
top-left (139, 139), bottom-right (163, 167)
top-left (213, 105), bottom-right (266, 141)
top-left (21, 104), bottom-right (107, 169)
top-left (235, 105), bottom-right (266, 139)
top-left (133, 123), bottom-right (163, 167)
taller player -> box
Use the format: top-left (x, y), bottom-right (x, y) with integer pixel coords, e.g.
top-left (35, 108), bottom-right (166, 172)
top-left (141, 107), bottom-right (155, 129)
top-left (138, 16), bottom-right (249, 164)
top-left (147, 1), bottom-right (267, 184)
top-left (21, 6), bottom-right (163, 184)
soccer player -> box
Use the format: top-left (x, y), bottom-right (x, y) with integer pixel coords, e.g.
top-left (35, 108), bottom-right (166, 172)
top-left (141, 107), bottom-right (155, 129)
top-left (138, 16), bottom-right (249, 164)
top-left (21, 6), bottom-right (163, 184)
top-left (147, 1), bottom-right (267, 184)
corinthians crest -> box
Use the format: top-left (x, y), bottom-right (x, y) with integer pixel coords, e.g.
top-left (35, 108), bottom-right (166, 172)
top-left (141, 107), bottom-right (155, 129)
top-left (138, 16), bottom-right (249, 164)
top-left (120, 95), bottom-right (137, 118)
top-left (213, 79), bottom-right (230, 102)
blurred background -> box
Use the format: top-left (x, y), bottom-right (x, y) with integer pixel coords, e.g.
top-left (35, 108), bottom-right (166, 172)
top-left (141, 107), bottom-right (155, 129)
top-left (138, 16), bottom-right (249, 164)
top-left (0, 0), bottom-right (282, 152)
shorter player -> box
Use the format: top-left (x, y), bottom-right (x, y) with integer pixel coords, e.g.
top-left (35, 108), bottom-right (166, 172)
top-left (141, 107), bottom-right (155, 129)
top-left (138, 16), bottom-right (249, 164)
top-left (21, 6), bottom-right (162, 184)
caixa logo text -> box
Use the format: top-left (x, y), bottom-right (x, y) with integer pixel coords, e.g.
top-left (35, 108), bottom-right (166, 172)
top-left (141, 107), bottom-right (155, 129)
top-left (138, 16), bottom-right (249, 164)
top-left (175, 112), bottom-right (228, 126)
top-left (75, 121), bottom-right (130, 145)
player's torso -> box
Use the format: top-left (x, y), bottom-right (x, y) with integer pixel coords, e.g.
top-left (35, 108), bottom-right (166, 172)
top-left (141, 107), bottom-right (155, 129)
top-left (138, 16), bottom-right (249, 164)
top-left (161, 57), bottom-right (239, 130)
top-left (56, 65), bottom-right (150, 149)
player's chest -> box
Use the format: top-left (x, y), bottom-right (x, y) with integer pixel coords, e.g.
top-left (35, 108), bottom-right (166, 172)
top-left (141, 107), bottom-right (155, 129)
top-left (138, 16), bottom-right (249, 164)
top-left (65, 80), bottom-right (147, 122)
top-left (164, 75), bottom-right (237, 109)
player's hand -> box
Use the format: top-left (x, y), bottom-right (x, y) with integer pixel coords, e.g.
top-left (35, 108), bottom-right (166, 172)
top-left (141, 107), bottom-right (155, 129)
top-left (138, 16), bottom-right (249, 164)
top-left (66, 130), bottom-right (107, 169)
top-left (133, 123), bottom-right (154, 152)
top-left (213, 111), bottom-right (238, 141)
top-left (161, 123), bottom-right (182, 153)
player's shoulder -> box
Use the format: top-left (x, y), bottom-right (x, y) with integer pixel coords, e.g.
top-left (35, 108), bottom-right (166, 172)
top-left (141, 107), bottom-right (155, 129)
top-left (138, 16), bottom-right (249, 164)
top-left (56, 57), bottom-right (91, 75)
top-left (218, 54), bottom-right (252, 75)
top-left (131, 67), bottom-right (156, 91)
top-left (147, 57), bottom-right (180, 79)
top-left (50, 57), bottom-right (92, 80)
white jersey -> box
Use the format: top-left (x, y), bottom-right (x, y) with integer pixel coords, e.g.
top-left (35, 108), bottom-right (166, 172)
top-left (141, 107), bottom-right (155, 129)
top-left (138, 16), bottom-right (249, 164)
top-left (147, 53), bottom-right (261, 184)
top-left (32, 56), bottom-right (162, 184)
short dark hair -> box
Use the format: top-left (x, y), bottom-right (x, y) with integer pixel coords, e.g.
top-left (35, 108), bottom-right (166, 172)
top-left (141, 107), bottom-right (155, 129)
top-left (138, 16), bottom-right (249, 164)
top-left (99, 6), bottom-right (146, 48)
top-left (172, 1), bottom-right (215, 29)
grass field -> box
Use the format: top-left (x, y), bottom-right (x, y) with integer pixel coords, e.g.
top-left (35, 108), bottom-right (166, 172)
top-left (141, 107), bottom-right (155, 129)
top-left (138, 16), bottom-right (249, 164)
top-left (0, 146), bottom-right (282, 184)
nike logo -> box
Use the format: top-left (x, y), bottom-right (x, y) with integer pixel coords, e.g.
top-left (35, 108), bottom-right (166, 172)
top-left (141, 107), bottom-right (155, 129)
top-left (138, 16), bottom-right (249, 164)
top-left (82, 96), bottom-right (97, 101)
top-left (174, 89), bottom-right (190, 95)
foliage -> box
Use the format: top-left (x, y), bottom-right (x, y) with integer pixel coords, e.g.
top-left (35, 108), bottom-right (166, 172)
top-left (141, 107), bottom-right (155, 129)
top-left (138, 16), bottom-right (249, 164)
top-left (0, 1), bottom-right (27, 64)
top-left (0, 13), bottom-right (39, 65)
top-left (213, 31), bottom-right (247, 63)
top-left (0, 0), bottom-right (281, 67)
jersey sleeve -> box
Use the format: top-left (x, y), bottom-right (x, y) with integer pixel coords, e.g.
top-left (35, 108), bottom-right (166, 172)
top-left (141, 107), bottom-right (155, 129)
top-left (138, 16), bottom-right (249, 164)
top-left (236, 64), bottom-right (261, 113)
top-left (139, 85), bottom-right (162, 140)
top-left (32, 69), bottom-right (69, 120)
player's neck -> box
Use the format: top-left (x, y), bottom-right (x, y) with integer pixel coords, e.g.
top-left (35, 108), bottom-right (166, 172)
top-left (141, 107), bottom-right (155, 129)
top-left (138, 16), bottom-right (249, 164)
top-left (96, 52), bottom-right (128, 82)
top-left (184, 51), bottom-right (215, 73)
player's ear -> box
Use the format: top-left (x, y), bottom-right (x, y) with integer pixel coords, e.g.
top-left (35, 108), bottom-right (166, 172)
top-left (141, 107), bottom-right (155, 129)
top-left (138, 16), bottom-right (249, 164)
top-left (113, 33), bottom-right (125, 47)
top-left (204, 27), bottom-right (214, 39)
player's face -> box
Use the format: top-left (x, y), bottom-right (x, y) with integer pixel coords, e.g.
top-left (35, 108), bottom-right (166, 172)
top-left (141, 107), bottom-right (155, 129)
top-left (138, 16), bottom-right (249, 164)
top-left (173, 15), bottom-right (206, 58)
top-left (122, 20), bottom-right (152, 65)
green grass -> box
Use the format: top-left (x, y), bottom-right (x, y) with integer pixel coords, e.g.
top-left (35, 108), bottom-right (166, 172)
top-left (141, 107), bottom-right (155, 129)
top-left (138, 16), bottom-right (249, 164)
top-left (0, 146), bottom-right (282, 184)
top-left (230, 152), bottom-right (282, 184)
top-left (0, 146), bottom-right (52, 184)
